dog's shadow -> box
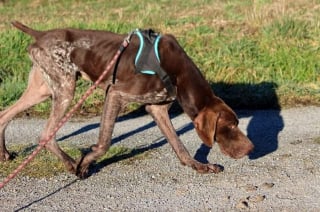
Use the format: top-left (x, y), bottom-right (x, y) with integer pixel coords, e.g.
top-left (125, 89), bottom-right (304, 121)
top-left (56, 106), bottom-right (193, 176)
top-left (240, 109), bottom-right (284, 159)
top-left (18, 82), bottom-right (284, 179)
top-left (192, 82), bottom-right (285, 164)
top-left (14, 110), bottom-right (194, 211)
top-left (212, 81), bottom-right (284, 160)
top-left (58, 81), bottom-right (283, 169)
top-left (57, 107), bottom-right (152, 142)
top-left (73, 108), bottom-right (194, 176)
top-left (16, 81), bottom-right (284, 210)
top-left (14, 179), bottom-right (79, 212)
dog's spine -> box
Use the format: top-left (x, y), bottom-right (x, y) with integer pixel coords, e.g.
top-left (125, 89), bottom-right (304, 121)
top-left (11, 21), bottom-right (43, 39)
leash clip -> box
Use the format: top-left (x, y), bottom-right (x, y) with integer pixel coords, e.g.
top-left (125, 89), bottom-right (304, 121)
top-left (125, 30), bottom-right (135, 44)
top-left (119, 30), bottom-right (135, 51)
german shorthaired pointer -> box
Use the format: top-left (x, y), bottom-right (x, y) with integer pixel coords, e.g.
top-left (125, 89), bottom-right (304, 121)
top-left (0, 22), bottom-right (253, 178)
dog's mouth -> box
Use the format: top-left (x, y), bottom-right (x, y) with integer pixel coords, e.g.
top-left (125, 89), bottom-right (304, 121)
top-left (218, 142), bottom-right (254, 159)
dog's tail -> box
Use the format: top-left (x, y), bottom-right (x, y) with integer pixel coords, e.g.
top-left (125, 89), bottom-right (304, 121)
top-left (11, 21), bottom-right (44, 39)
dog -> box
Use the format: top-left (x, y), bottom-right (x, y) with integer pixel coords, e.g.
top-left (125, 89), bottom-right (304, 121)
top-left (0, 22), bottom-right (253, 178)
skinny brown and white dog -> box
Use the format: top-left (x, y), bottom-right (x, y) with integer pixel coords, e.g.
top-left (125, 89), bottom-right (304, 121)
top-left (0, 22), bottom-right (253, 178)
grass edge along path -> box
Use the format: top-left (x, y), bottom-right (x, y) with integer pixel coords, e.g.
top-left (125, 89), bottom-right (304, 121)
top-left (0, 0), bottom-right (319, 114)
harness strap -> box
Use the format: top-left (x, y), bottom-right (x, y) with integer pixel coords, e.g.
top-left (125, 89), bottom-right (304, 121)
top-left (112, 29), bottom-right (176, 97)
top-left (134, 29), bottom-right (176, 97)
top-left (112, 31), bottom-right (134, 84)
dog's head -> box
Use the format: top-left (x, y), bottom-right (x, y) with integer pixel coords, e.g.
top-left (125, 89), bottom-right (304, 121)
top-left (193, 102), bottom-right (254, 159)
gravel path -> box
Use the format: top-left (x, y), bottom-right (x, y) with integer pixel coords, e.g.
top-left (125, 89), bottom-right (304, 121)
top-left (1, 106), bottom-right (319, 211)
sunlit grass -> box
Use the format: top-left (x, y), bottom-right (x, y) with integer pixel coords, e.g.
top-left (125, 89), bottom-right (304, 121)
top-left (0, 0), bottom-right (319, 111)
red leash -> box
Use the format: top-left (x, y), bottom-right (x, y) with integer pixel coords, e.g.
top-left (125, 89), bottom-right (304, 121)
top-left (0, 33), bottom-right (132, 189)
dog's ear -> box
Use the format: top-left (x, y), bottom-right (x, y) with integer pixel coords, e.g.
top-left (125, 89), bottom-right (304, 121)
top-left (193, 108), bottom-right (218, 147)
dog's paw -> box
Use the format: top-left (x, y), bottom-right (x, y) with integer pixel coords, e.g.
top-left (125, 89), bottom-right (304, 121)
top-left (76, 165), bottom-right (89, 179)
top-left (76, 167), bottom-right (89, 179)
top-left (0, 151), bottom-right (17, 162)
top-left (65, 161), bottom-right (78, 175)
top-left (75, 157), bottom-right (90, 179)
top-left (206, 163), bottom-right (224, 173)
top-left (191, 162), bottom-right (224, 174)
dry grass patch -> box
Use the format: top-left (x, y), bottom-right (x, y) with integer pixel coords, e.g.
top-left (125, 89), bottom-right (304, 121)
top-left (0, 144), bottom-right (133, 178)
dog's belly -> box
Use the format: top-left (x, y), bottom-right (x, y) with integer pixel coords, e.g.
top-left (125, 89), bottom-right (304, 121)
top-left (118, 88), bottom-right (176, 105)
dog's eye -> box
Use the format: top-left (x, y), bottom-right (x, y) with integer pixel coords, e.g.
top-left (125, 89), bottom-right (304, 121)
top-left (230, 124), bottom-right (236, 129)
top-left (229, 121), bottom-right (238, 129)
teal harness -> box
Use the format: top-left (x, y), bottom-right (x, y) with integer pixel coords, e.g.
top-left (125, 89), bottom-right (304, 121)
top-left (134, 29), bottom-right (161, 75)
top-left (134, 29), bottom-right (176, 97)
top-left (112, 29), bottom-right (176, 97)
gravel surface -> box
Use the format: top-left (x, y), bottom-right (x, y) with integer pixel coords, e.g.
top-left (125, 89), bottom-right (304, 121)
top-left (1, 106), bottom-right (320, 211)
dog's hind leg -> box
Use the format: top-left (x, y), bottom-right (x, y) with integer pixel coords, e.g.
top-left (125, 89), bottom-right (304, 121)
top-left (0, 66), bottom-right (51, 161)
top-left (145, 103), bottom-right (223, 174)
top-left (38, 75), bottom-right (79, 174)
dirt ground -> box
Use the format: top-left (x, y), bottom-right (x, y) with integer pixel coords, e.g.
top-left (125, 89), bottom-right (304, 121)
top-left (0, 106), bottom-right (319, 211)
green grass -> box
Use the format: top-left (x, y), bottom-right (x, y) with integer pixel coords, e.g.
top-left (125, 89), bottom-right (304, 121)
top-left (0, 0), bottom-right (319, 113)
top-left (0, 144), bottom-right (133, 178)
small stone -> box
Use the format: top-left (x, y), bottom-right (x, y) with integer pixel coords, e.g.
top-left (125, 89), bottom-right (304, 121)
top-left (247, 194), bottom-right (266, 203)
top-left (243, 184), bottom-right (258, 192)
top-left (236, 200), bottom-right (249, 209)
top-left (280, 153), bottom-right (292, 158)
top-left (223, 195), bottom-right (231, 202)
top-left (171, 178), bottom-right (178, 183)
top-left (290, 140), bottom-right (302, 145)
top-left (261, 182), bottom-right (275, 189)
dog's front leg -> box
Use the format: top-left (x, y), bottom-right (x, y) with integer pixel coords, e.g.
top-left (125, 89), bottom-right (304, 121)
top-left (76, 87), bottom-right (122, 178)
top-left (145, 104), bottom-right (223, 174)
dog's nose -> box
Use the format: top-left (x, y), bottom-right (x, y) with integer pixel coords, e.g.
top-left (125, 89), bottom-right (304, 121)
top-left (247, 142), bottom-right (255, 153)
top-left (235, 141), bottom-right (254, 159)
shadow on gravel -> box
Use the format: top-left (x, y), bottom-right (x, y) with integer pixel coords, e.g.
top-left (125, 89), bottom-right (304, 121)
top-left (14, 179), bottom-right (79, 212)
top-left (58, 81), bottom-right (284, 167)
top-left (86, 121), bottom-right (194, 177)
top-left (57, 107), bottom-right (182, 144)
top-left (63, 84), bottom-right (283, 180)
top-left (13, 82), bottom-right (284, 209)
top-left (58, 123), bottom-right (100, 142)
top-left (57, 107), bottom-right (151, 142)
top-left (241, 109), bottom-right (284, 159)
top-left (212, 82), bottom-right (284, 159)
